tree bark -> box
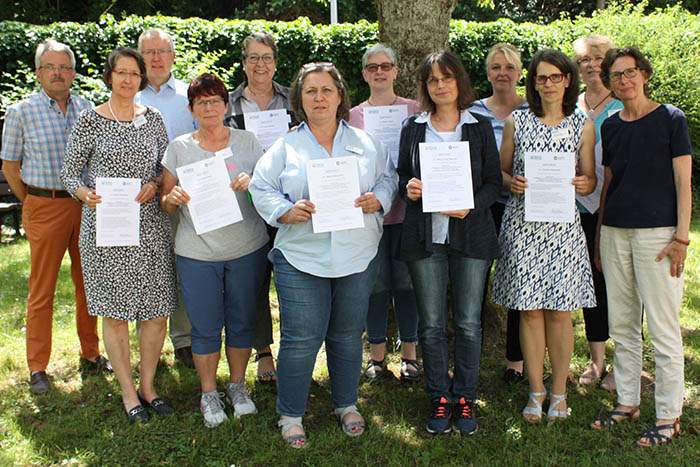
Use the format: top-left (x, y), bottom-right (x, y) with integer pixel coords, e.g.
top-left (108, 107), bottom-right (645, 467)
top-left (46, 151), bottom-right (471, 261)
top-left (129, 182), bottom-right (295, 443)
top-left (596, 0), bottom-right (606, 9)
top-left (374, 0), bottom-right (457, 98)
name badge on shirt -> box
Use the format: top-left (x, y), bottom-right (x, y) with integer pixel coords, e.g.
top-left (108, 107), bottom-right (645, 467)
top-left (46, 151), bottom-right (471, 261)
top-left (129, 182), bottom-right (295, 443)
top-left (551, 128), bottom-right (569, 141)
top-left (346, 145), bottom-right (364, 155)
top-left (215, 147), bottom-right (233, 159)
top-left (133, 115), bottom-right (147, 127)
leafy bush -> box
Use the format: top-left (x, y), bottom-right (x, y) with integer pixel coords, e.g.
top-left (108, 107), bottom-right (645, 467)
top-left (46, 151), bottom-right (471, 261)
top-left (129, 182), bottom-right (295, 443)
top-left (1, 4), bottom-right (699, 181)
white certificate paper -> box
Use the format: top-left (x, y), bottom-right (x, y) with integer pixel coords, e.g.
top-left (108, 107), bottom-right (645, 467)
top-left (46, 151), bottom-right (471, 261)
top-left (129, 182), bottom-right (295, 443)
top-left (524, 151), bottom-right (575, 223)
top-left (176, 156), bottom-right (243, 235)
top-left (363, 104), bottom-right (407, 167)
top-left (419, 141), bottom-right (474, 213)
top-left (306, 156), bottom-right (364, 233)
top-left (96, 177), bottom-right (141, 247)
top-left (243, 109), bottom-right (290, 151)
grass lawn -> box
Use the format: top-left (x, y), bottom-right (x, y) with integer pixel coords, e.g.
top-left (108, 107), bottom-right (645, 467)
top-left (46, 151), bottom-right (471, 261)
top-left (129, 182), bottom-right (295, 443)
top-left (0, 219), bottom-right (699, 466)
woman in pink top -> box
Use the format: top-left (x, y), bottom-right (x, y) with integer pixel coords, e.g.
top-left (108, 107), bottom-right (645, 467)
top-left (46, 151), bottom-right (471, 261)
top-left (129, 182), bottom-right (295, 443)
top-left (349, 44), bottom-right (421, 381)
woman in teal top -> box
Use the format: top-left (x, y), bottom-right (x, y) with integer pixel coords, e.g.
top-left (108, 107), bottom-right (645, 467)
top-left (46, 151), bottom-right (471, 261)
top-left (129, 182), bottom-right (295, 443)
top-left (572, 34), bottom-right (624, 391)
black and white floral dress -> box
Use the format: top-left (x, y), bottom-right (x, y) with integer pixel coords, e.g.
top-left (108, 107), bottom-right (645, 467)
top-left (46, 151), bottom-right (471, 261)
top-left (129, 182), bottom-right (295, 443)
top-left (491, 110), bottom-right (595, 311)
top-left (61, 107), bottom-right (177, 321)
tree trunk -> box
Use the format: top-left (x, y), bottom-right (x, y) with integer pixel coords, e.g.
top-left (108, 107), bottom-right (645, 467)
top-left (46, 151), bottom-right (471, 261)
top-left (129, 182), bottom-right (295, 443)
top-left (596, 0), bottom-right (606, 9)
top-left (374, 0), bottom-right (457, 99)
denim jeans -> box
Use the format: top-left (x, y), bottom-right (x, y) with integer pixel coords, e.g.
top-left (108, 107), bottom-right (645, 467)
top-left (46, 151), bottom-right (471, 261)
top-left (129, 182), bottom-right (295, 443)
top-left (271, 249), bottom-right (379, 417)
top-left (408, 244), bottom-right (489, 400)
top-left (366, 224), bottom-right (419, 345)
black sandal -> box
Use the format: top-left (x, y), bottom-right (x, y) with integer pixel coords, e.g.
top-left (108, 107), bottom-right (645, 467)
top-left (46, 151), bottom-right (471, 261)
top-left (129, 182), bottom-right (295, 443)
top-left (637, 419), bottom-right (680, 447)
top-left (590, 406), bottom-right (640, 430)
top-left (400, 359), bottom-right (420, 381)
top-left (364, 359), bottom-right (384, 379)
top-left (255, 351), bottom-right (277, 383)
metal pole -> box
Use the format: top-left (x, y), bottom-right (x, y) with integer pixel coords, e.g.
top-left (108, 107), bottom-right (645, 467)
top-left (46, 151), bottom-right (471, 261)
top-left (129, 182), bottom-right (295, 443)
top-left (331, 0), bottom-right (338, 24)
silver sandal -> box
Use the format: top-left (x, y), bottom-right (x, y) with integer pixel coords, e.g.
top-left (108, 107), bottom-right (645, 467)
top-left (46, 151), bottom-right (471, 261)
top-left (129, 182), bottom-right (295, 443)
top-left (522, 390), bottom-right (546, 422)
top-left (547, 393), bottom-right (570, 420)
top-left (334, 405), bottom-right (365, 436)
top-left (278, 416), bottom-right (308, 448)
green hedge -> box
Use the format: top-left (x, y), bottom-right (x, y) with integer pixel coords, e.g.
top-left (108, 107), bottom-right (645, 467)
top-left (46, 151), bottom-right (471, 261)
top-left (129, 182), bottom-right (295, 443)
top-left (1, 3), bottom-right (699, 180)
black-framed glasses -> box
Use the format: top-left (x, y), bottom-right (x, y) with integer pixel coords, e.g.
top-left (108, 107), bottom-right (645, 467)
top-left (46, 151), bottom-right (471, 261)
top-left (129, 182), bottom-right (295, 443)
top-left (246, 54), bottom-right (275, 64)
top-left (609, 67), bottom-right (640, 83)
top-left (365, 62), bottom-right (394, 73)
top-left (535, 73), bottom-right (566, 85)
top-left (576, 56), bottom-right (604, 65)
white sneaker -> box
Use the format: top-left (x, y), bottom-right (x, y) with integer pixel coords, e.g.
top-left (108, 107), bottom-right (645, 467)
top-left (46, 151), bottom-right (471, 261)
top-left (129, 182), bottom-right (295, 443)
top-left (200, 391), bottom-right (228, 428)
top-left (226, 381), bottom-right (257, 418)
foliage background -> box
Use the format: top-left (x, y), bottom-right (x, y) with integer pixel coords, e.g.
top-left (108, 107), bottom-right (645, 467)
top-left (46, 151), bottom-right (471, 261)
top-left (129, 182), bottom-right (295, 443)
top-left (1, 2), bottom-right (698, 182)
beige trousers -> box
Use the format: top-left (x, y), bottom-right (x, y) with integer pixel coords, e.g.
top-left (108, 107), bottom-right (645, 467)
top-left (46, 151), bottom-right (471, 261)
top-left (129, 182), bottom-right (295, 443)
top-left (600, 225), bottom-right (685, 419)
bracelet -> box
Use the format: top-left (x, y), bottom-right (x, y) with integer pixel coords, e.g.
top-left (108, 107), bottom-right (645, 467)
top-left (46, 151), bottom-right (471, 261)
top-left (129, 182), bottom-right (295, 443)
top-left (673, 237), bottom-right (690, 246)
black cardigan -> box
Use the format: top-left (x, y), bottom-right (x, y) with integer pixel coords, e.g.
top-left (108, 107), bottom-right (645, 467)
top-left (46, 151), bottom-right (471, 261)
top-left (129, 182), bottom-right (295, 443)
top-left (396, 113), bottom-right (501, 261)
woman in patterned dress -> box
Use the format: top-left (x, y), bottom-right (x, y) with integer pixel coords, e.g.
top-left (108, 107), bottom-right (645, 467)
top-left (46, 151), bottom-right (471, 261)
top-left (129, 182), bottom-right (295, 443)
top-left (61, 48), bottom-right (177, 424)
top-left (491, 49), bottom-right (596, 422)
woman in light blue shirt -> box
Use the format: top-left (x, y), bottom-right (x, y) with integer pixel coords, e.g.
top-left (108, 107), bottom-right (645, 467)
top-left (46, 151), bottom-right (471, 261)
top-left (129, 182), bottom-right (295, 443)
top-left (249, 62), bottom-right (397, 448)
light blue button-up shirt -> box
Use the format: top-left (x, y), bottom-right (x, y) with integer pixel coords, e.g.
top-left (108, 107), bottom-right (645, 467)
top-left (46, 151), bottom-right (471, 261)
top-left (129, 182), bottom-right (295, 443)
top-left (414, 110), bottom-right (478, 244)
top-left (0, 89), bottom-right (93, 189)
top-left (134, 74), bottom-right (197, 141)
top-left (249, 121), bottom-right (398, 278)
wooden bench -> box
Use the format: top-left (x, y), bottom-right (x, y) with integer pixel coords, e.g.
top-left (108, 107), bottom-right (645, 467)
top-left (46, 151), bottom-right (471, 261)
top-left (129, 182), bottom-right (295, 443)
top-left (0, 169), bottom-right (22, 236)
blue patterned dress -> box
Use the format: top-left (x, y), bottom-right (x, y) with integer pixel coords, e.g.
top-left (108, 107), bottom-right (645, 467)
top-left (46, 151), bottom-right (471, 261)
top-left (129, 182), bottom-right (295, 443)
top-left (491, 110), bottom-right (595, 311)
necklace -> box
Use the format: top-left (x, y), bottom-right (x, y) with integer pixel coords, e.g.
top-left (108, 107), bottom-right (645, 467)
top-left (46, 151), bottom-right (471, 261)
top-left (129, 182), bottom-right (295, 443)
top-left (107, 98), bottom-right (135, 127)
top-left (584, 92), bottom-right (611, 117)
top-left (245, 86), bottom-right (273, 98)
top-left (368, 96), bottom-right (398, 106)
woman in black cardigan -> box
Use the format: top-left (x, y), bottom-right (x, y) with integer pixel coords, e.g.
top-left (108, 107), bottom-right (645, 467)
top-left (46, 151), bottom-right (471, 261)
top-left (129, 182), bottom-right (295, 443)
top-left (397, 50), bottom-right (501, 436)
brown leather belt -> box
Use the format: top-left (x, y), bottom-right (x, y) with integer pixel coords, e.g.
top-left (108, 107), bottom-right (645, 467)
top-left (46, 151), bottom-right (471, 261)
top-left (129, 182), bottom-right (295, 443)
top-left (27, 186), bottom-right (72, 198)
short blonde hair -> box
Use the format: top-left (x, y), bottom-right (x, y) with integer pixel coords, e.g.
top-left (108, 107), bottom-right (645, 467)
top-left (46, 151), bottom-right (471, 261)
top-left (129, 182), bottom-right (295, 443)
top-left (572, 34), bottom-right (615, 60)
top-left (485, 43), bottom-right (522, 71)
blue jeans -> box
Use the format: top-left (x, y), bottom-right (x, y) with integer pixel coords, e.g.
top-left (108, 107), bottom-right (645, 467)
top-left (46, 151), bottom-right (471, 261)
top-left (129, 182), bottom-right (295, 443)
top-left (408, 245), bottom-right (489, 400)
top-left (271, 249), bottom-right (379, 417)
top-left (366, 224), bottom-right (419, 345)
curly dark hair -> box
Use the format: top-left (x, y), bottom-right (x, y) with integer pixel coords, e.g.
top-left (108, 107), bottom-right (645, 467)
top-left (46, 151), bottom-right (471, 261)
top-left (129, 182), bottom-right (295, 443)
top-left (600, 46), bottom-right (653, 96)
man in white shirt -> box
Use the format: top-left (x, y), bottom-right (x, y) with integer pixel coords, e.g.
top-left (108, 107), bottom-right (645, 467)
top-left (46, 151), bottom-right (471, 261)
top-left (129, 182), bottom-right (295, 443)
top-left (135, 28), bottom-right (197, 368)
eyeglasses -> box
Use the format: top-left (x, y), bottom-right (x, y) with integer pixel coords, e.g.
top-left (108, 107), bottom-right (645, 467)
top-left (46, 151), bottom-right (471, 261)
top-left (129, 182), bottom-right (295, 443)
top-left (426, 74), bottom-right (455, 86)
top-left (609, 67), bottom-right (640, 83)
top-left (192, 97), bottom-right (225, 108)
top-left (246, 54), bottom-right (275, 64)
top-left (39, 64), bottom-right (74, 72)
top-left (302, 62), bottom-right (335, 70)
top-left (112, 70), bottom-right (143, 80)
top-left (535, 73), bottom-right (566, 85)
top-left (141, 49), bottom-right (173, 57)
top-left (365, 62), bottom-right (394, 73)
top-left (576, 56), bottom-right (604, 65)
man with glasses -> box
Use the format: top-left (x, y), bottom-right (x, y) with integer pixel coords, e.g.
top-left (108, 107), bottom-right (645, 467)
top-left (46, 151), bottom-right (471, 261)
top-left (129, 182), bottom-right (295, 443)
top-left (136, 28), bottom-right (197, 368)
top-left (1, 39), bottom-right (108, 394)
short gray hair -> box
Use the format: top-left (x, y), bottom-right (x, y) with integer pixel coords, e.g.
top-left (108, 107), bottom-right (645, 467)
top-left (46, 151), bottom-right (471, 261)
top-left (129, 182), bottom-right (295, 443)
top-left (138, 28), bottom-right (175, 51)
top-left (361, 43), bottom-right (398, 69)
top-left (241, 30), bottom-right (279, 62)
top-left (35, 39), bottom-right (76, 70)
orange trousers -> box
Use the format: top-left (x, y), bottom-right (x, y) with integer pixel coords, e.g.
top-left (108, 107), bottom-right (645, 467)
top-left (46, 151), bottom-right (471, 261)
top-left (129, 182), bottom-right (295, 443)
top-left (22, 193), bottom-right (99, 372)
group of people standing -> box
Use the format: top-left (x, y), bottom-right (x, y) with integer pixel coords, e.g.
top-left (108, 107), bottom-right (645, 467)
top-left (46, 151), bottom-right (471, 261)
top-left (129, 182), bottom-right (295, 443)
top-left (0, 27), bottom-right (690, 450)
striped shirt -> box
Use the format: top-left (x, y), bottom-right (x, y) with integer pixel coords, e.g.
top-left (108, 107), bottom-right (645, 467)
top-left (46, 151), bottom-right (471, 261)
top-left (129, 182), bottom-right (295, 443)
top-left (1, 89), bottom-right (93, 189)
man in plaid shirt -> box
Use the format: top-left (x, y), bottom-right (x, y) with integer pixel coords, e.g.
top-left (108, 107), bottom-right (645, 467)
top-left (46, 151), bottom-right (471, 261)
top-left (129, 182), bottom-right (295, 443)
top-left (1, 39), bottom-right (110, 394)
